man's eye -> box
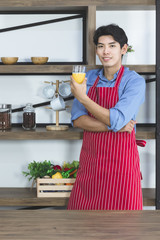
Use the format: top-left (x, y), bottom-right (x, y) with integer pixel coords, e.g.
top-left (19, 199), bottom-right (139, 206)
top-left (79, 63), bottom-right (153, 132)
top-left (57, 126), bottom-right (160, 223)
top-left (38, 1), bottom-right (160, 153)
top-left (97, 45), bottom-right (103, 48)
top-left (110, 45), bottom-right (115, 48)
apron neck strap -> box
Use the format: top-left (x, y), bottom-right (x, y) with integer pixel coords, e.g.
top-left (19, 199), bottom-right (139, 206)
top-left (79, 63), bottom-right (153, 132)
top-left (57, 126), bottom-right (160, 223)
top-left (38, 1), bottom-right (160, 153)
top-left (92, 75), bottom-right (100, 88)
top-left (114, 65), bottom-right (125, 88)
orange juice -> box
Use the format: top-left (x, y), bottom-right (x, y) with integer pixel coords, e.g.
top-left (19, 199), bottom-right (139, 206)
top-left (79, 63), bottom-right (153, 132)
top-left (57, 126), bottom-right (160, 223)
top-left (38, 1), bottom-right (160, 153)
top-left (72, 73), bottom-right (86, 84)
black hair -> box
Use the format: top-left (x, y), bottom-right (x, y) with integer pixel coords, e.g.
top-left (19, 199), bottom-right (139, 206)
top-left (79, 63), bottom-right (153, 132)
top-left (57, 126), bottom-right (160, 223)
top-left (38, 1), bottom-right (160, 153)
top-left (93, 24), bottom-right (128, 48)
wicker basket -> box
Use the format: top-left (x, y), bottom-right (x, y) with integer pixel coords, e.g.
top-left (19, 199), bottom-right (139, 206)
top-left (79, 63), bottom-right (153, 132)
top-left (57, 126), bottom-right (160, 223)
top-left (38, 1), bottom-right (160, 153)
top-left (37, 177), bottom-right (75, 198)
top-left (1, 57), bottom-right (18, 64)
top-left (31, 57), bottom-right (48, 64)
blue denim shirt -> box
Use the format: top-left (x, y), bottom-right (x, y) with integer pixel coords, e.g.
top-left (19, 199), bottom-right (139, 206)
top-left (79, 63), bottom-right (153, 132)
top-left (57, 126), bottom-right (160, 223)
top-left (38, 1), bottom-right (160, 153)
top-left (71, 67), bottom-right (146, 132)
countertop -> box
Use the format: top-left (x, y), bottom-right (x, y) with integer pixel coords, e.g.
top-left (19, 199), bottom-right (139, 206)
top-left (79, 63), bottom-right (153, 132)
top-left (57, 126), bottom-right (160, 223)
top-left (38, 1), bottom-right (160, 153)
top-left (0, 210), bottom-right (160, 239)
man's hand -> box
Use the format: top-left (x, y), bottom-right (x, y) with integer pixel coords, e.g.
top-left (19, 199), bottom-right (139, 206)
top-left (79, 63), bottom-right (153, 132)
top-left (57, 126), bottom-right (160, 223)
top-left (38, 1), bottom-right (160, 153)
top-left (70, 76), bottom-right (87, 103)
top-left (119, 120), bottom-right (136, 134)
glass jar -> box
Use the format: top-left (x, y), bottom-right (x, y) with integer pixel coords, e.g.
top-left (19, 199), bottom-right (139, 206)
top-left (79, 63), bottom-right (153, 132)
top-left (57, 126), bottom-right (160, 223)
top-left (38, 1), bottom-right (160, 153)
top-left (22, 103), bottom-right (36, 130)
top-left (0, 104), bottom-right (11, 130)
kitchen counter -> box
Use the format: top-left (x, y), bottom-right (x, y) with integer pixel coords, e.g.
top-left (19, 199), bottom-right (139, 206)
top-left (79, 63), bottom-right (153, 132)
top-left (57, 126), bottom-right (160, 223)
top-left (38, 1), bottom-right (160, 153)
top-left (0, 210), bottom-right (160, 239)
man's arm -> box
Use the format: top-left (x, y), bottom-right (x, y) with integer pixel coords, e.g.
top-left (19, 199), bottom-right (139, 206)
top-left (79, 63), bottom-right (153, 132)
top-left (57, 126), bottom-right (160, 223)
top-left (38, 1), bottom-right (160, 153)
top-left (73, 115), bottom-right (136, 134)
top-left (71, 73), bottom-right (145, 132)
top-left (80, 94), bottom-right (111, 126)
top-left (73, 115), bottom-right (109, 132)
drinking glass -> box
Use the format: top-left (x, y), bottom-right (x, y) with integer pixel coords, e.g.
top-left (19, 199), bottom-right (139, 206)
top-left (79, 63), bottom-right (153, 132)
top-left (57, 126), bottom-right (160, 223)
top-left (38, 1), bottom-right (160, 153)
top-left (72, 65), bottom-right (86, 84)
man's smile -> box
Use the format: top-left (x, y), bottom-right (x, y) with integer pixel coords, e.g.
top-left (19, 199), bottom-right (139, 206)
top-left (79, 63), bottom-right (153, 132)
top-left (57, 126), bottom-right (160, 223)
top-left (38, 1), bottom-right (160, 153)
top-left (103, 57), bottom-right (112, 61)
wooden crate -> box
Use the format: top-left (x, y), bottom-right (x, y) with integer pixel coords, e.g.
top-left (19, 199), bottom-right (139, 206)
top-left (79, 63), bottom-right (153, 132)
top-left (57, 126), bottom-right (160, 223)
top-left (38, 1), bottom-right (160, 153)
top-left (37, 178), bottom-right (76, 198)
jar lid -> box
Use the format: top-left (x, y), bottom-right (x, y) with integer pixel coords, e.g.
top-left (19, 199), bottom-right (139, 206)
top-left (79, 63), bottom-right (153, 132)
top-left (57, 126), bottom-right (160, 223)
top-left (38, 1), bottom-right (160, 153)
top-left (0, 104), bottom-right (11, 112)
top-left (23, 103), bottom-right (35, 112)
top-left (0, 104), bottom-right (11, 109)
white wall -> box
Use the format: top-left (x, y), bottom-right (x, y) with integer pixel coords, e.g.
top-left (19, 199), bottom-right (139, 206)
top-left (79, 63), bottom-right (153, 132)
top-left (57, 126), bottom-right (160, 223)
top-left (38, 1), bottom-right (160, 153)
top-left (0, 140), bottom-right (82, 187)
top-left (0, 10), bottom-right (156, 188)
top-left (0, 14), bottom-right (83, 61)
top-left (96, 10), bottom-right (155, 65)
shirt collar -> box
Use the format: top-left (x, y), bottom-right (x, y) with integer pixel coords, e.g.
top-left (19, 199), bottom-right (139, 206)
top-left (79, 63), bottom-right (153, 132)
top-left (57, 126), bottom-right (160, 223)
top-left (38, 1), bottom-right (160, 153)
top-left (98, 68), bottom-right (120, 82)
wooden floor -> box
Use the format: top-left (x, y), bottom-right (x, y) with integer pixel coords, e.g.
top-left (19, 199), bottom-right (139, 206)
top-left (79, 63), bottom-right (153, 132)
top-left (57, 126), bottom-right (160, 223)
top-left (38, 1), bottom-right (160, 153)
top-left (0, 210), bottom-right (160, 240)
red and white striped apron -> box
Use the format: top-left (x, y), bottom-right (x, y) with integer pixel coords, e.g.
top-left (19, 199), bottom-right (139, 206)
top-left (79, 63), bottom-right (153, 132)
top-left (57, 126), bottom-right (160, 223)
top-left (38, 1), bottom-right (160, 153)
top-left (68, 66), bottom-right (143, 210)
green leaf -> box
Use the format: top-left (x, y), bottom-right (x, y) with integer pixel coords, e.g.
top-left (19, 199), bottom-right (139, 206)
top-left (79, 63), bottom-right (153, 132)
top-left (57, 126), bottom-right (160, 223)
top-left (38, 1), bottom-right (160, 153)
top-left (22, 160), bottom-right (53, 181)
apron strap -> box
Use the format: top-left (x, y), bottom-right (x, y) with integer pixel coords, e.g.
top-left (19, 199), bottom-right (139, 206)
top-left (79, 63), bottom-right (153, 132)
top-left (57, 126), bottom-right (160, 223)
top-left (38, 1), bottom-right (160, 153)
top-left (114, 65), bottom-right (125, 88)
top-left (136, 140), bottom-right (146, 147)
top-left (92, 76), bottom-right (100, 88)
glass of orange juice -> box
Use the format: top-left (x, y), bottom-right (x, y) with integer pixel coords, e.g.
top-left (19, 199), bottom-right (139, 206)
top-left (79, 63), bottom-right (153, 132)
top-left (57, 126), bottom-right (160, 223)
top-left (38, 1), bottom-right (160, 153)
top-left (72, 65), bottom-right (86, 84)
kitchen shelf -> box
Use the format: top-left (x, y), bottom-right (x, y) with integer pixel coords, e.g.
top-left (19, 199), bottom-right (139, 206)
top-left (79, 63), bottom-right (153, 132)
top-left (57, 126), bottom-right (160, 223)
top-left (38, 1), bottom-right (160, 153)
top-left (0, 0), bottom-right (157, 209)
top-left (0, 126), bottom-right (155, 140)
top-left (0, 127), bottom-right (83, 140)
top-left (0, 64), bottom-right (155, 75)
top-left (0, 188), bottom-right (68, 207)
top-left (0, 0), bottom-right (155, 11)
top-left (0, 188), bottom-right (155, 207)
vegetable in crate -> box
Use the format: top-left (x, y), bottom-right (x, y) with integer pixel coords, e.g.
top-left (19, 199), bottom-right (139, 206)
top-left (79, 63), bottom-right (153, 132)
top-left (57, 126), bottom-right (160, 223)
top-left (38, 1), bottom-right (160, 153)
top-left (53, 165), bottom-right (62, 171)
top-left (73, 171), bottom-right (77, 178)
top-left (63, 160), bottom-right (79, 170)
top-left (52, 172), bottom-right (62, 179)
top-left (63, 167), bottom-right (73, 171)
top-left (72, 160), bottom-right (79, 169)
top-left (52, 172), bottom-right (63, 185)
top-left (62, 168), bottom-right (77, 178)
top-left (22, 160), bottom-right (56, 181)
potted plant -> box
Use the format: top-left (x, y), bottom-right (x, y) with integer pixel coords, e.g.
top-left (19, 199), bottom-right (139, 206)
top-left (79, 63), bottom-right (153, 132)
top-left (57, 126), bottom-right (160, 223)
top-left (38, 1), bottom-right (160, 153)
top-left (127, 45), bottom-right (135, 53)
top-left (122, 45), bottom-right (135, 65)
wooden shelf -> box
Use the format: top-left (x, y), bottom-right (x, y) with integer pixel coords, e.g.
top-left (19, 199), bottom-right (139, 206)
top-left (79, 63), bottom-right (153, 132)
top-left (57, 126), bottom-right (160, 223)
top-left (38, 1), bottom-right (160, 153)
top-left (0, 126), bottom-right (155, 140)
top-left (0, 187), bottom-right (155, 207)
top-left (143, 188), bottom-right (155, 206)
top-left (0, 64), bottom-right (155, 75)
top-left (0, 188), bottom-right (69, 207)
top-left (0, 0), bottom-right (157, 209)
top-left (0, 0), bottom-right (155, 11)
top-left (136, 126), bottom-right (155, 139)
top-left (0, 127), bottom-right (83, 140)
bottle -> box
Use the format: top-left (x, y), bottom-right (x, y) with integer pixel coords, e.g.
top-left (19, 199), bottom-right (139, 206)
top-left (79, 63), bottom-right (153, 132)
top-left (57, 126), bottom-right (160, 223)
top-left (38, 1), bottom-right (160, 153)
top-left (22, 103), bottom-right (36, 130)
top-left (0, 104), bottom-right (12, 130)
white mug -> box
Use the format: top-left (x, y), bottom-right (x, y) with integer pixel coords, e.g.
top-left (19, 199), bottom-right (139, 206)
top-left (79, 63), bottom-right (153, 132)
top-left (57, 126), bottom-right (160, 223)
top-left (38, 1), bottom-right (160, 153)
top-left (50, 95), bottom-right (65, 111)
top-left (59, 81), bottom-right (71, 98)
top-left (43, 84), bottom-right (55, 99)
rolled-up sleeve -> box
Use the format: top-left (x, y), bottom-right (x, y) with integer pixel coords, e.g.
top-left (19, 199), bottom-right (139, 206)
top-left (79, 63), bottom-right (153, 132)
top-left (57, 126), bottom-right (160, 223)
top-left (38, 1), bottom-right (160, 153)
top-left (108, 74), bottom-right (146, 132)
top-left (71, 98), bottom-right (88, 126)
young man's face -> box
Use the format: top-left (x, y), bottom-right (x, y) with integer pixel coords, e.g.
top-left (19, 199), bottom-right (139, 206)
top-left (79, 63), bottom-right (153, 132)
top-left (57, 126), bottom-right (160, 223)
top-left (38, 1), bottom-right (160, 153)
top-left (96, 35), bottom-right (127, 68)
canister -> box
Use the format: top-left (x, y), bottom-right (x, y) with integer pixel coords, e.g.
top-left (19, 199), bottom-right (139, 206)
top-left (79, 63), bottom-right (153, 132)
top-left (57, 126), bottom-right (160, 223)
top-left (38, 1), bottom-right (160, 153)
top-left (22, 103), bottom-right (36, 130)
top-left (0, 104), bottom-right (12, 130)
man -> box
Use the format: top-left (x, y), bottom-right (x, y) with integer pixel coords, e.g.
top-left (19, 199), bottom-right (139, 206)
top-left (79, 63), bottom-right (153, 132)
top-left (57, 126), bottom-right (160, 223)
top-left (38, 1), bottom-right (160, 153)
top-left (67, 24), bottom-right (145, 210)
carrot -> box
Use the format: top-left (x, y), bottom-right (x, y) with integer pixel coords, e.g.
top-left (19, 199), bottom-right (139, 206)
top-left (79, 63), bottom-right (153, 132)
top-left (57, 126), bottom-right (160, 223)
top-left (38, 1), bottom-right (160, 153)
top-left (69, 169), bottom-right (77, 176)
